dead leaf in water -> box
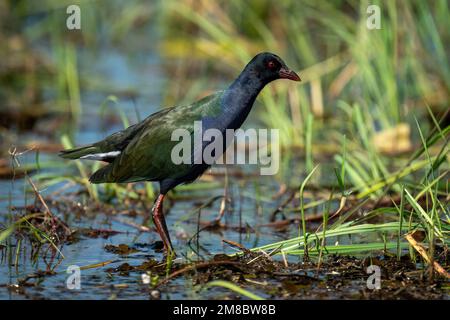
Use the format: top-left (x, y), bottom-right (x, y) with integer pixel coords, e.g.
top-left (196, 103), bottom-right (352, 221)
top-left (105, 244), bottom-right (139, 255)
top-left (79, 228), bottom-right (122, 239)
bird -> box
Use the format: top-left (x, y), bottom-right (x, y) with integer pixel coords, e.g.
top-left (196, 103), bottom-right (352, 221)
top-left (60, 52), bottom-right (300, 254)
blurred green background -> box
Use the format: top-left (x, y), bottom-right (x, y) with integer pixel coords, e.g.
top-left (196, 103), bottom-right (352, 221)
top-left (0, 0), bottom-right (450, 134)
top-left (0, 0), bottom-right (449, 188)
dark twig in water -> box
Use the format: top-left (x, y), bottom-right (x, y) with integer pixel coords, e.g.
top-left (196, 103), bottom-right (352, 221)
top-left (25, 174), bottom-right (71, 237)
top-left (9, 147), bottom-right (71, 238)
top-left (209, 167), bottom-right (230, 226)
top-left (406, 233), bottom-right (450, 279)
top-left (272, 183), bottom-right (288, 200)
top-left (80, 259), bottom-right (117, 270)
top-left (269, 189), bottom-right (296, 222)
top-left (222, 239), bottom-right (248, 252)
top-left (111, 217), bottom-right (152, 232)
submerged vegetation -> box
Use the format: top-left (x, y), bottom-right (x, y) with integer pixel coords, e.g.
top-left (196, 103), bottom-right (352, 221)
top-left (0, 0), bottom-right (449, 299)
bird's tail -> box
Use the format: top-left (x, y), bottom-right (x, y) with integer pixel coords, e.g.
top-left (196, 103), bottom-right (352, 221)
top-left (59, 145), bottom-right (98, 160)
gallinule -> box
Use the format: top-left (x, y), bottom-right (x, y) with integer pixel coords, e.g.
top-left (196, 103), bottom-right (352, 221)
top-left (60, 52), bottom-right (301, 253)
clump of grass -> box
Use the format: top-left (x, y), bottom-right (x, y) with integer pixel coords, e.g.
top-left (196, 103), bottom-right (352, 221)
top-left (241, 120), bottom-right (448, 277)
top-left (0, 152), bottom-right (70, 266)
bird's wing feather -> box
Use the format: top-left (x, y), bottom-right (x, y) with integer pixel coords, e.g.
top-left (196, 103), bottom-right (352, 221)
top-left (94, 107), bottom-right (175, 154)
top-left (90, 92), bottom-right (224, 183)
top-left (60, 107), bottom-right (175, 162)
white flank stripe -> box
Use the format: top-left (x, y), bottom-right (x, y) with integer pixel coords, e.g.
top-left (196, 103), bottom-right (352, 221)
top-left (80, 151), bottom-right (121, 160)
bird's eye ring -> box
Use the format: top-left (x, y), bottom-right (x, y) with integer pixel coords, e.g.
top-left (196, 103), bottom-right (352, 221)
top-left (267, 61), bottom-right (276, 69)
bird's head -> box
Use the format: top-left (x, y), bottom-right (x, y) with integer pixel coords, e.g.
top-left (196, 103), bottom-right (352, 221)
top-left (246, 52), bottom-right (301, 84)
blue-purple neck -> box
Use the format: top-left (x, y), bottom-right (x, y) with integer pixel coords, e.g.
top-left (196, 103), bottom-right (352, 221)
top-left (221, 70), bottom-right (267, 129)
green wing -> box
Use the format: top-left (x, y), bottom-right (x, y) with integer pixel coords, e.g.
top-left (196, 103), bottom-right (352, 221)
top-left (60, 107), bottom-right (173, 162)
top-left (90, 91), bottom-right (223, 183)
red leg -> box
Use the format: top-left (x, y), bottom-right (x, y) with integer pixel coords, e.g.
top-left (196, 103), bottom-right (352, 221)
top-left (152, 194), bottom-right (174, 253)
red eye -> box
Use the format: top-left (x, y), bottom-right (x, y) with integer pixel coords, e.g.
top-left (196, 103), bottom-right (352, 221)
top-left (267, 61), bottom-right (276, 69)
